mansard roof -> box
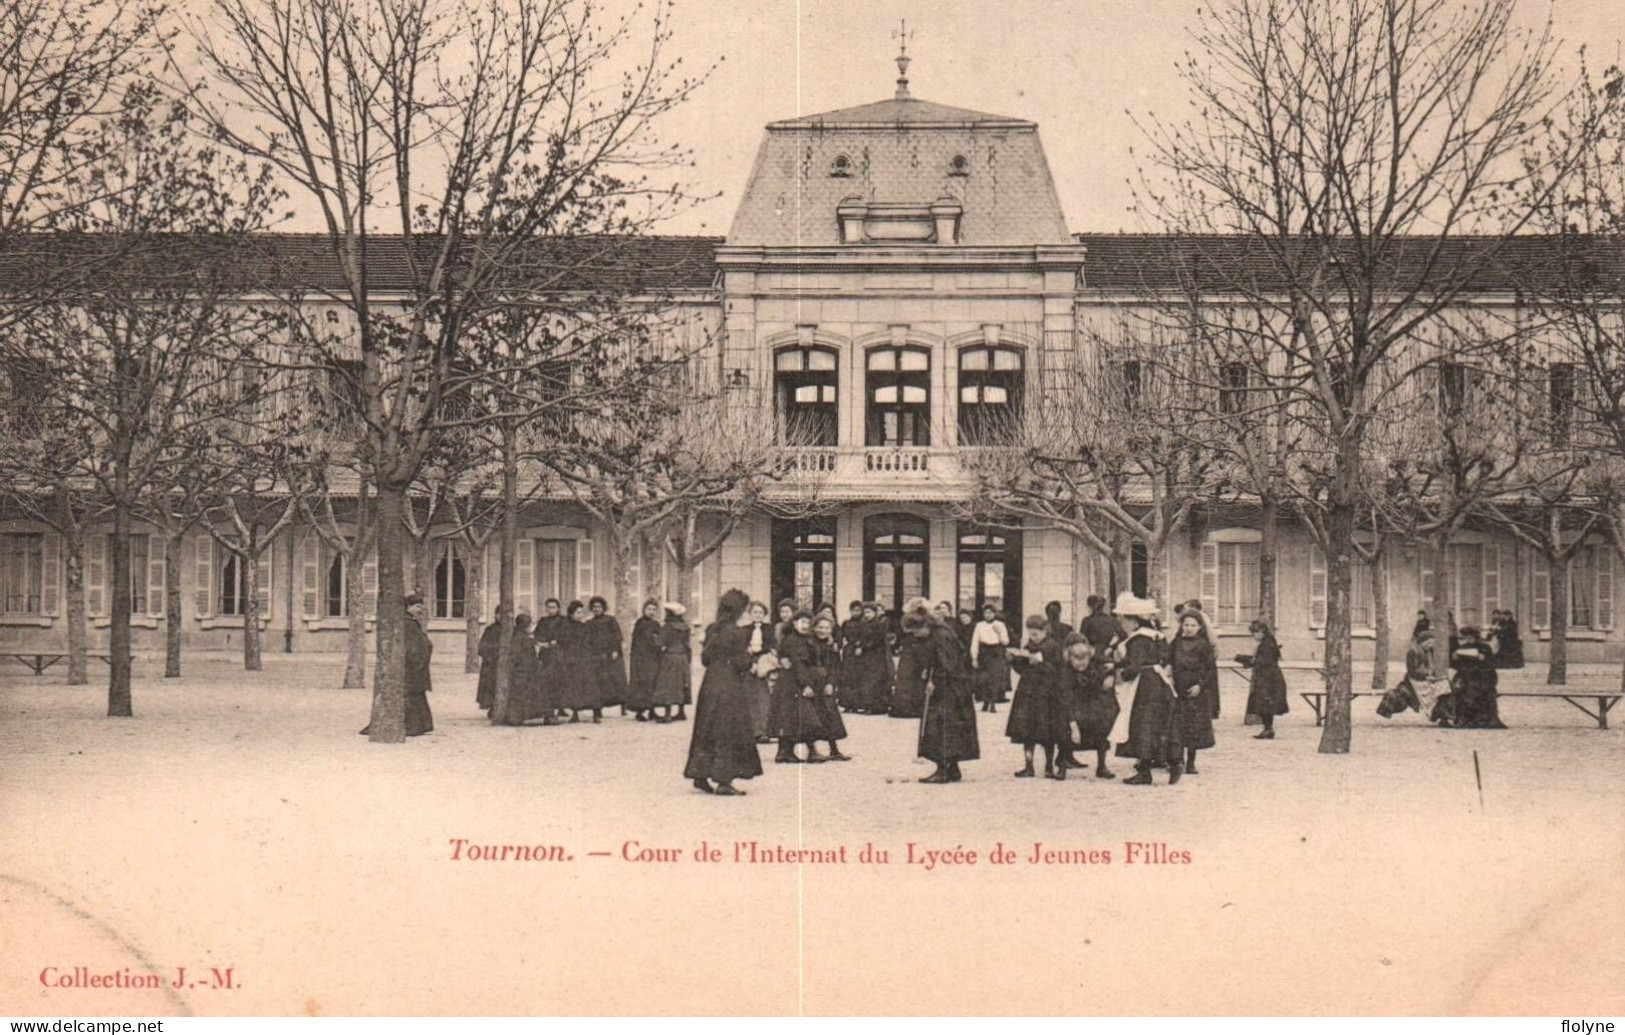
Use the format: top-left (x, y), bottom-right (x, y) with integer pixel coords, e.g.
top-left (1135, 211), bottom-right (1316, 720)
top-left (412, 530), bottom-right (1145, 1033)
top-left (0, 233), bottom-right (724, 296)
top-left (769, 96), bottom-right (1033, 129)
top-left (1073, 233), bottom-right (1625, 295)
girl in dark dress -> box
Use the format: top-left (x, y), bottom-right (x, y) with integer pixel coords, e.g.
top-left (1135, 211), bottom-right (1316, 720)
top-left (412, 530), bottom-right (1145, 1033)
top-left (970, 602), bottom-right (1011, 713)
top-left (683, 589), bottom-right (763, 796)
top-left (772, 612), bottom-right (830, 763)
top-left (955, 609), bottom-right (976, 654)
top-left (1170, 613), bottom-right (1218, 774)
top-left (1492, 610), bottom-right (1525, 669)
top-left (558, 601), bottom-right (596, 722)
top-left (1061, 636), bottom-right (1119, 779)
top-left (1114, 594), bottom-right (1182, 785)
top-left (811, 614), bottom-right (851, 761)
top-left (651, 603), bottom-right (691, 723)
top-left (505, 614), bottom-right (544, 723)
top-left (889, 597), bottom-right (931, 719)
top-left (475, 603), bottom-right (513, 713)
top-left (532, 598), bottom-right (567, 723)
top-left (585, 596), bottom-right (626, 719)
top-left (911, 605), bottom-right (980, 784)
top-left (1006, 616), bottom-right (1070, 780)
top-left (627, 599), bottom-right (663, 721)
top-left (1237, 618), bottom-right (1289, 738)
top-left (773, 599), bottom-right (797, 647)
top-left (743, 600), bottom-right (776, 742)
top-left (1450, 627), bottom-right (1507, 729)
top-left (842, 602), bottom-right (892, 714)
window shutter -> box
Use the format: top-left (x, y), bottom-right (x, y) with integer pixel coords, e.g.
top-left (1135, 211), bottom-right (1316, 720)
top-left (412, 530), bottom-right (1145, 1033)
top-left (1308, 544), bottom-right (1327, 629)
top-left (1199, 541), bottom-right (1219, 618)
top-left (192, 534), bottom-right (213, 618)
top-left (362, 549), bottom-right (378, 619)
top-left (147, 541), bottom-right (165, 617)
top-left (577, 537), bottom-right (594, 599)
top-left (41, 533), bottom-right (61, 615)
top-left (1419, 547), bottom-right (1436, 616)
top-left (255, 544), bottom-right (272, 619)
top-left (517, 538), bottom-right (534, 615)
top-left (300, 534), bottom-right (320, 619)
top-left (1530, 548), bottom-right (1549, 630)
top-left (1597, 547), bottom-right (1614, 631)
top-left (483, 541), bottom-right (495, 621)
top-left (1483, 542), bottom-right (1500, 615)
top-left (87, 534), bottom-right (107, 617)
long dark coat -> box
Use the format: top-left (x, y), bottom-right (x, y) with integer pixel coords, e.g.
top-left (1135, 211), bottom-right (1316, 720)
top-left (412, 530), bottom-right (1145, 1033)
top-left (626, 615), bottom-right (663, 711)
top-left (1170, 635), bottom-right (1218, 750)
top-left (744, 620), bottom-right (776, 738)
top-left (475, 621), bottom-right (503, 710)
top-left (811, 636), bottom-right (847, 742)
top-left (1079, 612), bottom-right (1120, 653)
top-left (772, 629), bottom-right (828, 743)
top-left (889, 634), bottom-right (928, 719)
top-left (683, 621), bottom-right (764, 784)
top-left (1115, 629), bottom-right (1181, 764)
top-left (507, 627), bottom-right (545, 722)
top-left (840, 618), bottom-right (891, 713)
top-left (651, 617), bottom-right (691, 707)
top-left (1450, 638), bottom-right (1506, 729)
top-left (585, 614), bottom-right (627, 707)
top-left (404, 615), bottom-right (435, 736)
top-left (557, 620), bottom-right (599, 711)
top-left (1064, 656), bottom-right (1120, 752)
top-left (916, 625), bottom-right (980, 764)
top-left (1239, 635), bottom-right (1290, 718)
top-left (532, 615), bottom-right (568, 713)
top-left (1494, 620), bottom-right (1525, 669)
top-left (1006, 636), bottom-right (1070, 746)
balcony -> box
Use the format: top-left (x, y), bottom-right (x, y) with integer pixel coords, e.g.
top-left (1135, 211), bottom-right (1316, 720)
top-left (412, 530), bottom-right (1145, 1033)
top-left (775, 447), bottom-right (839, 474)
top-left (864, 447), bottom-right (931, 474)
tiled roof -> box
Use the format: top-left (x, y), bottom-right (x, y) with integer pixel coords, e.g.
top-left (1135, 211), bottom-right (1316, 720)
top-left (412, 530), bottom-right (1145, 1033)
top-left (771, 96), bottom-right (1032, 129)
top-left (0, 233), bottom-right (723, 295)
top-left (1074, 233), bottom-right (1625, 294)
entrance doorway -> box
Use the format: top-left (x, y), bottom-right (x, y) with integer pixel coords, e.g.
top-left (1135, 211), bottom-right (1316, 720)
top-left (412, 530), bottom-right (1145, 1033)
top-left (863, 513), bottom-right (929, 615)
top-left (770, 518), bottom-right (836, 612)
top-left (957, 525), bottom-right (1022, 623)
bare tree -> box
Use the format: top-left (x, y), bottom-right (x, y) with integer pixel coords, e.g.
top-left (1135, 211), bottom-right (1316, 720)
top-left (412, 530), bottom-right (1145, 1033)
top-left (1131, 0), bottom-right (1572, 752)
top-left (182, 0), bottom-right (709, 742)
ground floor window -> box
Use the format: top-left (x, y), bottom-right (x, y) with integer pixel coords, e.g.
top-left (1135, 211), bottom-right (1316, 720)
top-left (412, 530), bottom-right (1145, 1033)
top-left (0, 533), bottom-right (44, 614)
top-left (956, 525), bottom-right (1021, 621)
top-left (219, 550), bottom-right (249, 616)
top-left (1533, 543), bottom-right (1614, 631)
top-left (771, 518), bottom-right (837, 613)
top-left (1309, 544), bottom-right (1378, 629)
top-left (434, 541), bottom-right (466, 619)
top-left (863, 513), bottom-right (928, 614)
top-left (326, 551), bottom-right (348, 618)
top-left (1420, 542), bottom-right (1499, 630)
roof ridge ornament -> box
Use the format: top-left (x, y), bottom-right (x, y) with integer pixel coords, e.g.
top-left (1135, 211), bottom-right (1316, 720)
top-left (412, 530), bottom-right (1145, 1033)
top-left (891, 18), bottom-right (913, 100)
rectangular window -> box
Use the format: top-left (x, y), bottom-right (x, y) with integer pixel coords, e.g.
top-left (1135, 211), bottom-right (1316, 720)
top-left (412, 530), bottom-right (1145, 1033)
top-left (5, 357), bottom-right (49, 437)
top-left (219, 551), bottom-right (248, 616)
top-left (129, 534), bottom-right (149, 615)
top-left (536, 539), bottom-right (579, 604)
top-left (1121, 360), bottom-right (1143, 413)
top-left (433, 541), bottom-right (465, 619)
top-left (1218, 362), bottom-right (1249, 416)
top-left (0, 533), bottom-right (44, 614)
top-left (1215, 541), bottom-right (1261, 626)
top-left (1570, 545), bottom-right (1596, 628)
top-left (1549, 362), bottom-right (1575, 444)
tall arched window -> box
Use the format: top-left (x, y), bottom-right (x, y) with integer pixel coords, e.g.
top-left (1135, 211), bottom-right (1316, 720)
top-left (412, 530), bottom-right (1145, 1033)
top-left (326, 552), bottom-right (348, 618)
top-left (434, 542), bottom-right (465, 619)
top-left (774, 346), bottom-right (838, 446)
top-left (958, 345), bottom-right (1023, 444)
top-left (866, 345), bottom-right (930, 447)
top-left (863, 513), bottom-right (929, 613)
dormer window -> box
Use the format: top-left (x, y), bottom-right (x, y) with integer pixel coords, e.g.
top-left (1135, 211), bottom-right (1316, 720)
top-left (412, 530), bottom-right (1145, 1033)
top-left (949, 154), bottom-right (969, 176)
top-left (830, 154), bottom-right (852, 178)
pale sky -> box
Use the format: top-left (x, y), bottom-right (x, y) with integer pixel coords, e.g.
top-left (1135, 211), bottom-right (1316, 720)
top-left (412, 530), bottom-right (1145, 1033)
top-left (653, 0), bottom-right (1624, 236)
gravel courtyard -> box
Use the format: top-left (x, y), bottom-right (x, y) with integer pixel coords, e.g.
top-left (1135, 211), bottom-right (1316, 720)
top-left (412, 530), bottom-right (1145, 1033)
top-left (2, 654), bottom-right (1621, 1016)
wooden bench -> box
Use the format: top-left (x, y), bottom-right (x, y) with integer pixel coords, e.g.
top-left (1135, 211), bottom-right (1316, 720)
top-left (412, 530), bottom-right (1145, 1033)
top-left (1, 652), bottom-right (115, 676)
top-left (1297, 689), bottom-right (1620, 730)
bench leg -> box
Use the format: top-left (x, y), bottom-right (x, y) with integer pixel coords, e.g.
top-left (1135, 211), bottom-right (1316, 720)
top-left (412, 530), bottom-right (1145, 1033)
top-left (1599, 696), bottom-right (1615, 731)
top-left (1299, 693), bottom-right (1325, 726)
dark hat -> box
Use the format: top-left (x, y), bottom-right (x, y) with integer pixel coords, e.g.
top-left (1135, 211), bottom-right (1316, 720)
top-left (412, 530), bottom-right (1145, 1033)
top-left (404, 593), bottom-right (425, 607)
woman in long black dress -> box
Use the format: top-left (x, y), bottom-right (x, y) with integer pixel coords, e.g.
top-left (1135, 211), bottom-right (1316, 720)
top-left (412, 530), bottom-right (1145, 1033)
top-left (1450, 627), bottom-right (1507, 729)
top-left (811, 614), bottom-right (850, 761)
top-left (1006, 616), bottom-right (1070, 780)
top-left (651, 603), bottom-right (691, 723)
top-left (627, 599), bottom-right (663, 721)
top-left (532, 598), bottom-right (567, 723)
top-left (772, 611), bottom-right (829, 763)
top-left (1061, 635), bottom-right (1118, 779)
top-left (911, 604), bottom-right (979, 784)
top-left (970, 602), bottom-right (1011, 713)
top-left (1114, 594), bottom-right (1182, 785)
top-left (683, 589), bottom-right (763, 796)
top-left (743, 600), bottom-right (776, 741)
top-left (475, 603), bottom-right (513, 714)
top-left (1170, 613), bottom-right (1218, 775)
top-left (558, 601), bottom-right (596, 722)
top-left (889, 597), bottom-right (931, 719)
top-left (1237, 618), bottom-right (1288, 738)
top-left (842, 602), bottom-right (891, 714)
top-left (504, 613), bottom-right (544, 724)
top-left (585, 596), bottom-right (626, 719)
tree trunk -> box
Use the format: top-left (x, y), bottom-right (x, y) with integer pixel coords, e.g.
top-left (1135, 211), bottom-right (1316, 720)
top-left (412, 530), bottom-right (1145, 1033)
top-left (464, 543), bottom-right (484, 674)
top-left (367, 483), bottom-right (408, 743)
top-left (610, 531), bottom-right (637, 646)
top-left (242, 538), bottom-right (263, 672)
top-left (163, 532), bottom-right (184, 678)
top-left (107, 501), bottom-right (133, 717)
top-left (1370, 548), bottom-right (1390, 690)
top-left (343, 552), bottom-right (367, 689)
top-left (1545, 549), bottom-right (1568, 685)
top-left (1318, 504), bottom-right (1355, 753)
top-left (63, 526), bottom-right (88, 686)
top-left (1427, 533), bottom-right (1455, 652)
top-left (491, 426), bottom-right (519, 726)
top-left (1259, 495), bottom-right (1279, 627)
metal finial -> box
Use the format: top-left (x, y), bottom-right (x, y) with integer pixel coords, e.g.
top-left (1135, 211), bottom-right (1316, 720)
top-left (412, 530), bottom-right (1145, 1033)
top-left (891, 18), bottom-right (913, 99)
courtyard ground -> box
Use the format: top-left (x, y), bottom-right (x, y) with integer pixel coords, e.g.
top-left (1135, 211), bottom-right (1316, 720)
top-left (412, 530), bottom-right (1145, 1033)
top-left (1, 654), bottom-right (1621, 1016)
